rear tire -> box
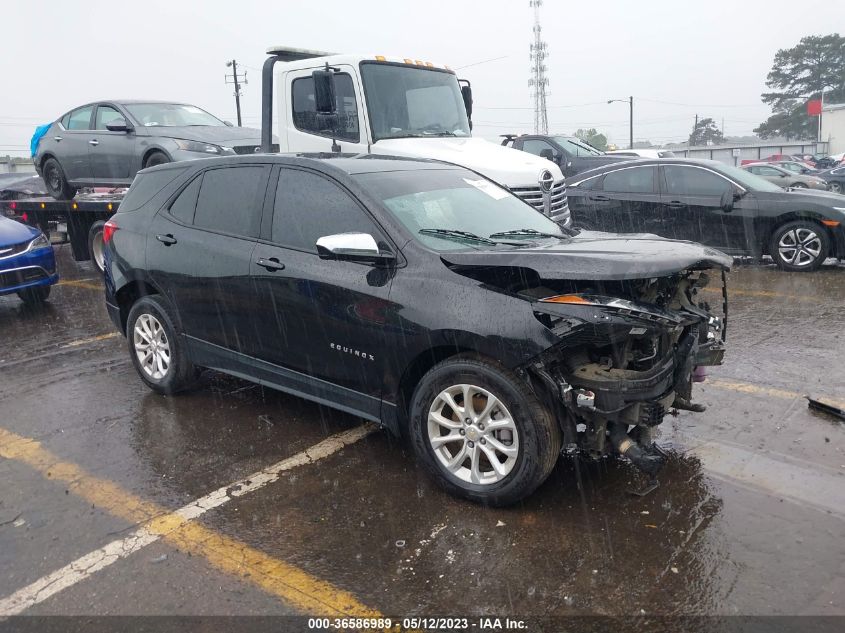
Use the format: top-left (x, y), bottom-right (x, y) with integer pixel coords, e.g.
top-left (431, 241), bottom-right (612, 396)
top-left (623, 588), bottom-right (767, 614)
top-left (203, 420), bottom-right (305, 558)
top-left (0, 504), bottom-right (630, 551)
top-left (770, 220), bottom-right (829, 272)
top-left (829, 182), bottom-right (842, 194)
top-left (409, 354), bottom-right (561, 506)
top-left (790, 182), bottom-right (808, 189)
top-left (126, 295), bottom-right (197, 395)
top-left (88, 221), bottom-right (106, 274)
top-left (18, 285), bottom-right (51, 305)
top-left (143, 151), bottom-right (170, 169)
top-left (42, 157), bottom-right (77, 200)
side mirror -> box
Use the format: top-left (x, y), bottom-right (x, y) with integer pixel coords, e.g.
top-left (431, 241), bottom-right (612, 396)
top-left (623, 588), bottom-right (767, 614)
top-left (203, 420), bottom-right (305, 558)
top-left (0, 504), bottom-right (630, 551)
top-left (316, 232), bottom-right (394, 263)
top-left (539, 148), bottom-right (555, 161)
top-left (223, 120), bottom-right (234, 127)
top-left (720, 189), bottom-right (734, 212)
top-left (106, 118), bottom-right (130, 132)
top-left (312, 69), bottom-right (337, 115)
top-left (460, 81), bottom-right (473, 130)
top-left (779, 173), bottom-right (788, 178)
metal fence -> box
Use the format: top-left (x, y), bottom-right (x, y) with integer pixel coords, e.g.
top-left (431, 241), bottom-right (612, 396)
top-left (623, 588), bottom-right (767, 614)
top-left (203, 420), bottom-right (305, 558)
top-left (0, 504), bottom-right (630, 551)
top-left (666, 141), bottom-right (828, 165)
top-left (0, 156), bottom-right (36, 173)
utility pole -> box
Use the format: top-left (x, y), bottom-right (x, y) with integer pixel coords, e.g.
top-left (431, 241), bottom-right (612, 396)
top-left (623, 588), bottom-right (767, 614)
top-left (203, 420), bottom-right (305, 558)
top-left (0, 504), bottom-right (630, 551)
top-left (528, 0), bottom-right (549, 135)
top-left (608, 96), bottom-right (633, 149)
top-left (225, 60), bottom-right (247, 127)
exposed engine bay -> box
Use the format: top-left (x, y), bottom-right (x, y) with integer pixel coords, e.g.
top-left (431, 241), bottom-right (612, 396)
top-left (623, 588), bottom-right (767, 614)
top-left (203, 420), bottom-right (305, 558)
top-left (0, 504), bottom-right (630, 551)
top-left (510, 266), bottom-right (727, 481)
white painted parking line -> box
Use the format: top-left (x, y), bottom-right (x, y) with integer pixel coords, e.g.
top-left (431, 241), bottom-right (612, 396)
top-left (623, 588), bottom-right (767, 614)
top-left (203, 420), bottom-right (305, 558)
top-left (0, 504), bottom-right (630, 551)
top-left (0, 423), bottom-right (376, 616)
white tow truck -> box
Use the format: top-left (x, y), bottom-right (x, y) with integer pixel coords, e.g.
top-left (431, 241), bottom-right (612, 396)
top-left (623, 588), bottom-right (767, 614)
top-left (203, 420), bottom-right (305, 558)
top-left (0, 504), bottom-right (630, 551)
top-left (259, 47), bottom-right (568, 222)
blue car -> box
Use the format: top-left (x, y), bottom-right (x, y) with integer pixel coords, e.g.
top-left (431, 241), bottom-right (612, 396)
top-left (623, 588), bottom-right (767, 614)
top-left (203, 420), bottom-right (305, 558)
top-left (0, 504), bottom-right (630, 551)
top-left (0, 215), bottom-right (58, 304)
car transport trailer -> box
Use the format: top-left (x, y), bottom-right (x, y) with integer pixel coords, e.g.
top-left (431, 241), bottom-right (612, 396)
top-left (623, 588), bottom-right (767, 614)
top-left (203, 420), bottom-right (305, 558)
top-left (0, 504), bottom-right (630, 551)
top-left (0, 191), bottom-right (124, 274)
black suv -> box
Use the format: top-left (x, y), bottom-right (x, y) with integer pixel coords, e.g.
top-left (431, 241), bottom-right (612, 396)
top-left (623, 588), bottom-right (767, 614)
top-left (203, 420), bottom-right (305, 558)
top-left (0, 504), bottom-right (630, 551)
top-left (558, 158), bottom-right (845, 272)
top-left (502, 134), bottom-right (631, 177)
top-left (104, 154), bottom-right (730, 505)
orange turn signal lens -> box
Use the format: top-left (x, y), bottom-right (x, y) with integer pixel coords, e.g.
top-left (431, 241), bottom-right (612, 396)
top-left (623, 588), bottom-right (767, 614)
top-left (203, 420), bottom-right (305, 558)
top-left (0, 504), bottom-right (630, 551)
top-left (540, 294), bottom-right (592, 305)
top-left (72, 203), bottom-right (78, 210)
top-left (107, 203), bottom-right (113, 211)
top-left (822, 219), bottom-right (840, 227)
top-left (375, 55), bottom-right (386, 61)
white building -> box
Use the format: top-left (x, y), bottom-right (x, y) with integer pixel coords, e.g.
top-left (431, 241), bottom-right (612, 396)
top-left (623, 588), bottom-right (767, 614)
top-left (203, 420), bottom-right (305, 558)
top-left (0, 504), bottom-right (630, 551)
top-left (821, 103), bottom-right (845, 155)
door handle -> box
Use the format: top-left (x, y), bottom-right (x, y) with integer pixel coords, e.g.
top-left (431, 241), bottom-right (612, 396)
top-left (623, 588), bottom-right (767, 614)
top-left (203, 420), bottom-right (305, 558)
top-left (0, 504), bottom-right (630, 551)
top-left (589, 195), bottom-right (610, 202)
top-left (89, 139), bottom-right (99, 146)
top-left (156, 234), bottom-right (177, 246)
top-left (256, 257), bottom-right (285, 271)
top-left (666, 200), bottom-right (685, 209)
top-left (54, 136), bottom-right (63, 142)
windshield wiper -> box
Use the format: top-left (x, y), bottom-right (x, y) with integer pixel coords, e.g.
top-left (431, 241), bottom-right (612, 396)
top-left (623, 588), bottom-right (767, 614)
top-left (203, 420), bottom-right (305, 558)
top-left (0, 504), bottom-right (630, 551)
top-left (421, 131), bottom-right (457, 137)
top-left (488, 228), bottom-right (564, 239)
top-left (419, 229), bottom-right (497, 245)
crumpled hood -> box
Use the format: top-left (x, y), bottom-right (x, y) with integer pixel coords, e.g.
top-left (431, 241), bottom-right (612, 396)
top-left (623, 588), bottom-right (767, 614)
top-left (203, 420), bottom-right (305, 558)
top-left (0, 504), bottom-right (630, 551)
top-left (0, 216), bottom-right (40, 247)
top-left (441, 230), bottom-right (733, 280)
top-left (374, 137), bottom-right (564, 188)
top-left (142, 125), bottom-right (263, 146)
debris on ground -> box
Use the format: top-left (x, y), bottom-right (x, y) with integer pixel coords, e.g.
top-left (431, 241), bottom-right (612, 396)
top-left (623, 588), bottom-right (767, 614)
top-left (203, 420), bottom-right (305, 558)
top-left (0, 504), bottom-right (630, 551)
top-left (806, 396), bottom-right (845, 422)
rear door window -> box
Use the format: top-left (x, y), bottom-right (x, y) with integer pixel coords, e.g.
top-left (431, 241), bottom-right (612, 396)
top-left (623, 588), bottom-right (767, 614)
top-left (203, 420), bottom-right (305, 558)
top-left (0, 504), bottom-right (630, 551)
top-left (193, 166), bottom-right (267, 237)
top-left (601, 166), bottom-right (655, 193)
top-left (66, 106), bottom-right (94, 130)
top-left (167, 174), bottom-right (203, 223)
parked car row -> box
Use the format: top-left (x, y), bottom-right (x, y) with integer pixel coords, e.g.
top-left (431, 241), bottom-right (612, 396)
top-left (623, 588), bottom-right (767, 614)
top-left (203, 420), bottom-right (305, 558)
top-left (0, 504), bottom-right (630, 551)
top-left (554, 158), bottom-right (845, 272)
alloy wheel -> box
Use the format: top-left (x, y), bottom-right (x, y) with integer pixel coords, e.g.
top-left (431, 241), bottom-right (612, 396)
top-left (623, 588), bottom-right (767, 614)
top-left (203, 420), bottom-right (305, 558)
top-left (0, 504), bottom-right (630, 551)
top-left (133, 314), bottom-right (171, 380)
top-left (778, 228), bottom-right (822, 268)
top-left (427, 383), bottom-right (519, 485)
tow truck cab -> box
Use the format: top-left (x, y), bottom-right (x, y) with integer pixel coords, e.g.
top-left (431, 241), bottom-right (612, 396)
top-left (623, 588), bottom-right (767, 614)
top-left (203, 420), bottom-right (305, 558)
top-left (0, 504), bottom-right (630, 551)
top-left (261, 47), bottom-right (569, 222)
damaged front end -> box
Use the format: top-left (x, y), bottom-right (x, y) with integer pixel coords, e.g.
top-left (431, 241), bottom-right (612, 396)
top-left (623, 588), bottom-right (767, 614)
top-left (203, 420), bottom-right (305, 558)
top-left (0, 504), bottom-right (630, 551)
top-left (522, 268), bottom-right (728, 481)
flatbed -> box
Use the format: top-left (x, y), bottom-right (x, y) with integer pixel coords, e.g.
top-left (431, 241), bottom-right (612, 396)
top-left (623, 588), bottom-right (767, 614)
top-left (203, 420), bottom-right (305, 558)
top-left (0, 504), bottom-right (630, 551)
top-left (0, 191), bottom-right (125, 272)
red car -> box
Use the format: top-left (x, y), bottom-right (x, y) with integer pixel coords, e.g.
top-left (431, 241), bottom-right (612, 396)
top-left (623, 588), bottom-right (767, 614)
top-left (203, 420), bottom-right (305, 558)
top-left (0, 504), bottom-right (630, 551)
top-left (741, 154), bottom-right (815, 168)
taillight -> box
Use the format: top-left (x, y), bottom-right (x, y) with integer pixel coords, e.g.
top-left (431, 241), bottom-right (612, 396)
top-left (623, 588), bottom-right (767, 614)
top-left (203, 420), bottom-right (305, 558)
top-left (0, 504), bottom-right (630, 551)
top-left (103, 220), bottom-right (119, 244)
top-left (21, 212), bottom-right (28, 223)
top-left (9, 201), bottom-right (16, 210)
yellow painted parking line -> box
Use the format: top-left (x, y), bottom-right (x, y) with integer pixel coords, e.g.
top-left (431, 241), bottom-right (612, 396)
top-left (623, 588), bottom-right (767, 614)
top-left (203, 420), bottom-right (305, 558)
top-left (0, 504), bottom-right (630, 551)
top-left (0, 424), bottom-right (380, 617)
top-left (60, 332), bottom-right (120, 348)
top-left (57, 279), bottom-right (102, 291)
top-left (707, 377), bottom-right (845, 410)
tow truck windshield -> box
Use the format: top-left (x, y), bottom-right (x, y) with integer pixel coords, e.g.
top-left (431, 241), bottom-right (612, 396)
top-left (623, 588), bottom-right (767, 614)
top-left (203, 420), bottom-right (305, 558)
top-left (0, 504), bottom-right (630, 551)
top-left (360, 62), bottom-right (471, 141)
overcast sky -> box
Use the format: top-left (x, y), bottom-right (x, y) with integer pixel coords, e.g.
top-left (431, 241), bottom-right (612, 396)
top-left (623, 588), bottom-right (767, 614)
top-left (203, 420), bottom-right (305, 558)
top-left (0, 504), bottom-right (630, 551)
top-left (2, 0), bottom-right (840, 156)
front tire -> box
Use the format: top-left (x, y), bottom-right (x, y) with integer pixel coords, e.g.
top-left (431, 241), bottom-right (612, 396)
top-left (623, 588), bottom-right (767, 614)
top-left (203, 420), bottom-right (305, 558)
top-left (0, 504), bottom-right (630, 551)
top-left (18, 285), bottom-right (51, 305)
top-left (88, 221), bottom-right (106, 274)
top-left (829, 182), bottom-right (842, 194)
top-left (143, 151), bottom-right (170, 169)
top-left (42, 157), bottom-right (77, 200)
top-left (409, 355), bottom-right (561, 506)
top-left (790, 182), bottom-right (808, 189)
top-left (770, 220), bottom-right (829, 272)
top-left (126, 295), bottom-right (197, 395)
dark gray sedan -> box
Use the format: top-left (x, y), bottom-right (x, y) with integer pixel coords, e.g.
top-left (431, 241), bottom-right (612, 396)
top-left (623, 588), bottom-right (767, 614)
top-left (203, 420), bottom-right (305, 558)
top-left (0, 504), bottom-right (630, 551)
top-left (33, 101), bottom-right (270, 199)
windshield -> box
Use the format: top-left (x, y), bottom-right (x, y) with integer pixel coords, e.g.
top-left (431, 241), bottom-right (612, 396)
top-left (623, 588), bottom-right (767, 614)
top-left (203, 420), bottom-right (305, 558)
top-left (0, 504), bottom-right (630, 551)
top-left (355, 169), bottom-right (564, 251)
top-left (551, 136), bottom-right (603, 156)
top-left (718, 163), bottom-right (785, 192)
top-left (124, 103), bottom-right (225, 127)
top-left (360, 63), bottom-right (471, 141)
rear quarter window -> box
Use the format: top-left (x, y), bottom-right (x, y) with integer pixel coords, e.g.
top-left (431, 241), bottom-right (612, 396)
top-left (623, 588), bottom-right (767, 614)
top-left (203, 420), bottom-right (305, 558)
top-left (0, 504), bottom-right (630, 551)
top-left (119, 167), bottom-right (187, 213)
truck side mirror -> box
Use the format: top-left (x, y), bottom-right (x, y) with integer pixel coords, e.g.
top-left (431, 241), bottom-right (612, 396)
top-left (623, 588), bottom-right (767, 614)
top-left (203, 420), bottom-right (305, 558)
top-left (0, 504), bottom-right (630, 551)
top-left (460, 81), bottom-right (473, 130)
top-left (312, 70), bottom-right (337, 115)
top-left (539, 148), bottom-right (555, 161)
top-left (720, 189), bottom-right (734, 212)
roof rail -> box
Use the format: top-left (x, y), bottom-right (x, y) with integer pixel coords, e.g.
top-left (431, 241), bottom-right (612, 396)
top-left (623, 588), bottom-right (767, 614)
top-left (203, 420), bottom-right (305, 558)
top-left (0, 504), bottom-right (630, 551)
top-left (265, 46), bottom-right (336, 61)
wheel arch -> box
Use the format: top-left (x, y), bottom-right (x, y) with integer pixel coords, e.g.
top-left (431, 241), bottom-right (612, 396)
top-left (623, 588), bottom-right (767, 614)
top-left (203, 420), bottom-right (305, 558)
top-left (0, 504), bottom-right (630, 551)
top-left (114, 279), bottom-right (167, 334)
top-left (762, 212), bottom-right (834, 256)
top-left (141, 146), bottom-right (172, 169)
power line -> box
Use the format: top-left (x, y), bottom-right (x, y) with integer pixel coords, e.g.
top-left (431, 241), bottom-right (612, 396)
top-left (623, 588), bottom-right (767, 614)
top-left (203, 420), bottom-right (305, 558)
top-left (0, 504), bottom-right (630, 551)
top-left (455, 55), bottom-right (509, 70)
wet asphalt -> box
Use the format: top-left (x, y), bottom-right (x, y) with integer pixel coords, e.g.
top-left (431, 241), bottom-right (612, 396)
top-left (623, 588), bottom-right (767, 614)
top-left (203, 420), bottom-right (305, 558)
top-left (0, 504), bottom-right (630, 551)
top-left (0, 246), bottom-right (844, 624)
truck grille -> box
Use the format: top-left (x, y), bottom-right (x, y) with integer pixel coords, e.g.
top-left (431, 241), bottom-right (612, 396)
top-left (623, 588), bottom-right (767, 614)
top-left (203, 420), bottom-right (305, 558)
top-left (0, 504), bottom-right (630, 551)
top-left (233, 144), bottom-right (279, 155)
top-left (510, 180), bottom-right (570, 225)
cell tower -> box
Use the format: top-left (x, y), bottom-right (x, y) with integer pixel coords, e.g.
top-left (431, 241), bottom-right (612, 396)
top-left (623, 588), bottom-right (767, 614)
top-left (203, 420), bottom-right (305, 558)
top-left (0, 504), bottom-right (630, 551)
top-left (528, 0), bottom-right (549, 134)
